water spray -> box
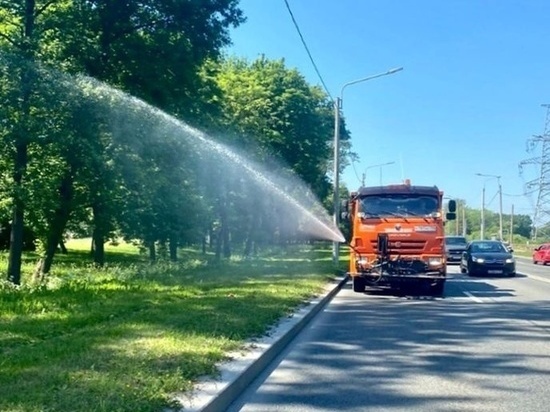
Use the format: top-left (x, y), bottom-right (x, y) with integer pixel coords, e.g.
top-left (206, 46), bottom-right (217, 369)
top-left (75, 74), bottom-right (345, 243)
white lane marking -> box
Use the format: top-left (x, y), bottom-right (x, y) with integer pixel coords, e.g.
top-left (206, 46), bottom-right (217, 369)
top-left (526, 273), bottom-right (550, 284)
top-left (463, 291), bottom-right (483, 303)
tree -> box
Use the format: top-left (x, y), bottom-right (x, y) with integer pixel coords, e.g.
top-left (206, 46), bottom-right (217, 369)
top-left (0, 1), bottom-right (246, 279)
top-left (209, 56), bottom-right (348, 254)
top-left (53, 0), bottom-right (245, 266)
top-left (0, 1), bottom-right (46, 284)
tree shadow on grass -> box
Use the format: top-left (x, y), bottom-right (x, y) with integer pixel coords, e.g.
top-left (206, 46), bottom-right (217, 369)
top-left (0, 246), bottom-right (338, 411)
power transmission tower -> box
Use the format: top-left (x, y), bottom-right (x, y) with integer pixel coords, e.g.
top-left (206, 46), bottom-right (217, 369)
top-left (519, 104), bottom-right (550, 240)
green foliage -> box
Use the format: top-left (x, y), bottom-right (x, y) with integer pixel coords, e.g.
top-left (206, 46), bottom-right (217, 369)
top-left (0, 242), bottom-right (337, 411)
top-left (52, 0), bottom-right (245, 123)
top-left (0, 0), bottom-right (345, 279)
top-left (445, 199), bottom-right (532, 242)
top-left (0, 0), bottom-right (248, 277)
top-left (215, 56), bottom-right (336, 199)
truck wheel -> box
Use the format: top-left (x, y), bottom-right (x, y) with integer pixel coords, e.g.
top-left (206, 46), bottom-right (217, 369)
top-left (431, 281), bottom-right (445, 297)
top-left (352, 277), bottom-right (366, 293)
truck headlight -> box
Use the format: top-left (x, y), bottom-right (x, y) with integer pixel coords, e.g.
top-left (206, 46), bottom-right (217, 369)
top-left (428, 257), bottom-right (443, 266)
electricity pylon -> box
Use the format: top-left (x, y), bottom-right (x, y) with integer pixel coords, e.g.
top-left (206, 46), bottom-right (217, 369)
top-left (519, 104), bottom-right (550, 240)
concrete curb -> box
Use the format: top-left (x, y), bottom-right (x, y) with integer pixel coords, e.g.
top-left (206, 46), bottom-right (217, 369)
top-left (172, 273), bottom-right (349, 412)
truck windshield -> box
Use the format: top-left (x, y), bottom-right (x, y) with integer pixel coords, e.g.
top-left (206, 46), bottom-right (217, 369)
top-left (445, 237), bottom-right (467, 245)
top-left (359, 194), bottom-right (439, 218)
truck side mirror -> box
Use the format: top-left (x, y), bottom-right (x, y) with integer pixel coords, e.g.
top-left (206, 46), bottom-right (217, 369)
top-left (340, 199), bottom-right (349, 212)
top-left (340, 199), bottom-right (350, 221)
top-left (448, 199), bottom-right (457, 213)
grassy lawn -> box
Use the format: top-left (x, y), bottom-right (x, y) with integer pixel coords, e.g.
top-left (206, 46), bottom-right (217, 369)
top-left (0, 240), bottom-right (344, 412)
top-left (510, 244), bottom-right (534, 258)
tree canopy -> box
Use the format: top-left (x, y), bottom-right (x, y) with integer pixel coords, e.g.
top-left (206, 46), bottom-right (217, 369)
top-left (0, 1), bottom-right (349, 283)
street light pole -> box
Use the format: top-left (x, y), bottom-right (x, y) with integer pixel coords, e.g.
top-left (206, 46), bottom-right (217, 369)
top-left (475, 173), bottom-right (503, 240)
top-left (332, 96), bottom-right (341, 264)
top-left (332, 67), bottom-right (403, 266)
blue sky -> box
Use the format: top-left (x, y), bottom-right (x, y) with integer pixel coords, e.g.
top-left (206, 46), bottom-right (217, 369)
top-left (225, 0), bottom-right (550, 218)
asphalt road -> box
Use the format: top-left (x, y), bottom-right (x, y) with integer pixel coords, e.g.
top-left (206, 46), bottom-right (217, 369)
top-left (227, 257), bottom-right (550, 412)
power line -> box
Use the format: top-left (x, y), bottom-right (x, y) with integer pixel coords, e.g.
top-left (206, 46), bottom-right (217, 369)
top-left (283, 0), bottom-right (333, 100)
top-left (350, 159), bottom-right (362, 186)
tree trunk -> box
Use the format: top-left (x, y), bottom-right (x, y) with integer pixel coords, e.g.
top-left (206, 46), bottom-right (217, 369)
top-left (215, 227), bottom-right (222, 261)
top-left (219, 196), bottom-right (231, 259)
top-left (41, 172), bottom-right (74, 275)
top-left (92, 204), bottom-right (105, 267)
top-left (243, 208), bottom-right (256, 258)
top-left (222, 221), bottom-right (231, 258)
top-left (148, 242), bottom-right (156, 263)
top-left (7, 0), bottom-right (36, 284)
top-left (7, 183), bottom-right (25, 285)
top-left (59, 240), bottom-right (68, 254)
top-left (169, 233), bottom-right (178, 262)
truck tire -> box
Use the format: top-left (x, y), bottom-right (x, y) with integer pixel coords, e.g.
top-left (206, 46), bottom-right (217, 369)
top-left (352, 276), bottom-right (366, 293)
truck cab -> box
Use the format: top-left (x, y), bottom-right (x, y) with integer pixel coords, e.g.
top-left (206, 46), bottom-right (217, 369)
top-left (342, 180), bottom-right (456, 296)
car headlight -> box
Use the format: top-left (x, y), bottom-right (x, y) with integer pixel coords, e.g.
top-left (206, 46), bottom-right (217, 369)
top-left (472, 256), bottom-right (485, 263)
top-left (428, 257), bottom-right (443, 266)
top-left (505, 258), bottom-right (515, 264)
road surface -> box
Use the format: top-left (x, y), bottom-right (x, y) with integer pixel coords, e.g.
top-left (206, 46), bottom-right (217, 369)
top-left (228, 257), bottom-right (550, 412)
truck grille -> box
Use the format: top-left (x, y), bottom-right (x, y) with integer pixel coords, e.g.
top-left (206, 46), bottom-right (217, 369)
top-left (370, 239), bottom-right (427, 254)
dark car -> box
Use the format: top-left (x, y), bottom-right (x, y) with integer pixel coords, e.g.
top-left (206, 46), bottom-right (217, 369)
top-left (460, 240), bottom-right (516, 277)
top-left (445, 236), bottom-right (468, 264)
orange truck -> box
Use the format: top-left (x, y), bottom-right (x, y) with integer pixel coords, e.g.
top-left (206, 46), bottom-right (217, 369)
top-left (341, 179), bottom-right (456, 296)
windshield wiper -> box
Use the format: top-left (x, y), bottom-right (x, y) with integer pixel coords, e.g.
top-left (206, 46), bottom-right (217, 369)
top-left (377, 210), bottom-right (403, 217)
top-left (359, 211), bottom-right (379, 218)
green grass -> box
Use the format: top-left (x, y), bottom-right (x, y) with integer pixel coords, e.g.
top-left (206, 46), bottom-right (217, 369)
top-left (0, 240), bottom-right (342, 412)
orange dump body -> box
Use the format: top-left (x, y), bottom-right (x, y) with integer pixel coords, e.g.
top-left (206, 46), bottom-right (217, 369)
top-left (345, 181), bottom-right (449, 293)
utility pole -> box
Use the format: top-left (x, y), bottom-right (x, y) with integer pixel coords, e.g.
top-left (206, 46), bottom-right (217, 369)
top-left (498, 177), bottom-right (503, 240)
top-left (476, 173), bottom-right (502, 240)
top-left (462, 206), bottom-right (466, 237)
top-left (509, 204), bottom-right (514, 245)
top-left (455, 202), bottom-right (459, 235)
top-left (481, 186), bottom-right (485, 240)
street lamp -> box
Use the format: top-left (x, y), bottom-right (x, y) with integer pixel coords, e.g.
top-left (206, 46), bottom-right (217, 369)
top-left (333, 67), bottom-right (403, 265)
top-left (361, 161), bottom-right (396, 186)
top-left (475, 173), bottom-right (503, 240)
